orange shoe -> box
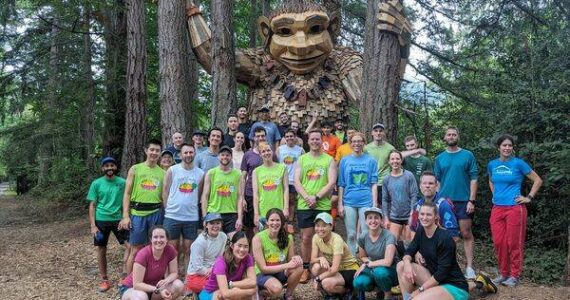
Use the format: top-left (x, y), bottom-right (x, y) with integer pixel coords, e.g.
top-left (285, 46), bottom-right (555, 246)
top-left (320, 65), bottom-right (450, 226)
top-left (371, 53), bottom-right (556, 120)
top-left (98, 280), bottom-right (111, 292)
top-left (300, 269), bottom-right (311, 284)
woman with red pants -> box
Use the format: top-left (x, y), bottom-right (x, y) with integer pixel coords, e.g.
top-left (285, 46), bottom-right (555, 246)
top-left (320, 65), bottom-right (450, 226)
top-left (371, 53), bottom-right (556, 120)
top-left (487, 134), bottom-right (542, 287)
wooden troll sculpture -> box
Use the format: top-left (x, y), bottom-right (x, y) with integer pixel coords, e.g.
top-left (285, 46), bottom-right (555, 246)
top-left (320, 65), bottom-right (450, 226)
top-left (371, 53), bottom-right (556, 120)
top-left (186, 0), bottom-right (411, 126)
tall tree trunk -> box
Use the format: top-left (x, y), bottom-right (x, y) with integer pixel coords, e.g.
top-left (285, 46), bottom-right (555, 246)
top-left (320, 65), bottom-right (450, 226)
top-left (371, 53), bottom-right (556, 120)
top-left (261, 0), bottom-right (270, 17)
top-left (359, 0), bottom-right (403, 143)
top-left (81, 5), bottom-right (96, 173)
top-left (186, 0), bottom-right (200, 134)
top-left (97, 0), bottom-right (127, 163)
top-left (210, 0), bottom-right (236, 129)
top-left (249, 0), bottom-right (258, 47)
top-left (323, 0), bottom-right (341, 44)
top-left (158, 0), bottom-right (193, 146)
top-left (122, 0), bottom-right (148, 174)
top-left (38, 18), bottom-right (60, 186)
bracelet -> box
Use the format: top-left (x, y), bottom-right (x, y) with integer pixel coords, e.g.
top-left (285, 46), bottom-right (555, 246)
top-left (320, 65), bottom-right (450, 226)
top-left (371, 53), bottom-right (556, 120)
top-left (468, 200), bottom-right (476, 204)
top-left (528, 194), bottom-right (534, 200)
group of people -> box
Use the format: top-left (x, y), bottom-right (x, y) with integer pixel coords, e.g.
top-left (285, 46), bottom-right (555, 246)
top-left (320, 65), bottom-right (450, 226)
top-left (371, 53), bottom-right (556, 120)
top-left (87, 104), bottom-right (542, 300)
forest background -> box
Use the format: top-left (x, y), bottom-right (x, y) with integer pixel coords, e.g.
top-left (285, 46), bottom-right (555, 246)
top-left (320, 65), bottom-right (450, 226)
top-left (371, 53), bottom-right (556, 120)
top-left (0, 0), bottom-right (567, 286)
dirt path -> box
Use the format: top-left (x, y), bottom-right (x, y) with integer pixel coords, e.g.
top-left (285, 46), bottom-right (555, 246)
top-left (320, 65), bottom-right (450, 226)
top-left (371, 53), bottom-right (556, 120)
top-left (0, 195), bottom-right (567, 300)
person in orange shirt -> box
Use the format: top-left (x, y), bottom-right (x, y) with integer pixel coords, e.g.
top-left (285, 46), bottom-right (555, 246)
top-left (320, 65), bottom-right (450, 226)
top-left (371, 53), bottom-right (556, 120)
top-left (321, 122), bottom-right (341, 158)
top-left (334, 128), bottom-right (357, 163)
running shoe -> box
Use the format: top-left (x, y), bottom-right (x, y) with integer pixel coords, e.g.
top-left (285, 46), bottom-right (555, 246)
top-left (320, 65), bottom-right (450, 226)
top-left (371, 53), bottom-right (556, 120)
top-left (464, 266), bottom-right (476, 280)
top-left (475, 273), bottom-right (498, 293)
top-left (300, 269), bottom-right (311, 284)
top-left (390, 286), bottom-right (401, 295)
top-left (501, 276), bottom-right (519, 287)
top-left (97, 280), bottom-right (111, 292)
top-left (492, 275), bottom-right (508, 285)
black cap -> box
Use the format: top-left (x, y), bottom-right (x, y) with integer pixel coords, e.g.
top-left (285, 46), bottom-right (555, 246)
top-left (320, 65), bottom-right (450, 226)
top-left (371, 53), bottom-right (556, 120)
top-left (258, 105), bottom-right (270, 112)
top-left (100, 157), bottom-right (117, 166)
top-left (219, 145), bottom-right (233, 155)
top-left (192, 129), bottom-right (206, 136)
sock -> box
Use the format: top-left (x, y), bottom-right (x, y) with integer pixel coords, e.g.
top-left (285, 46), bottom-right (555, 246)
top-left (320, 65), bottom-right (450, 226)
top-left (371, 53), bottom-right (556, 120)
top-left (403, 293), bottom-right (412, 300)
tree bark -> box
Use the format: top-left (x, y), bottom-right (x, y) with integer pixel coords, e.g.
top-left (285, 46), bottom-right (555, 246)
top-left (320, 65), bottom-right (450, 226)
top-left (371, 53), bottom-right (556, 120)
top-left (210, 0), bottom-right (237, 129)
top-left (96, 0), bottom-right (128, 163)
top-left (81, 5), bottom-right (96, 172)
top-left (261, 0), bottom-right (271, 17)
top-left (359, 0), bottom-right (403, 143)
top-left (38, 17), bottom-right (59, 186)
top-left (249, 0), bottom-right (258, 47)
top-left (122, 0), bottom-right (148, 174)
top-left (158, 0), bottom-right (194, 146)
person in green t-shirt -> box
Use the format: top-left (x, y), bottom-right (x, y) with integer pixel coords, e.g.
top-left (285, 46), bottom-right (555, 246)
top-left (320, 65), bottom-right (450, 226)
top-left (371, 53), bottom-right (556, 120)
top-left (201, 146), bottom-right (244, 235)
top-left (252, 209), bottom-right (303, 300)
top-left (364, 123), bottom-right (395, 204)
top-left (87, 156), bottom-right (129, 292)
top-left (119, 139), bottom-right (166, 274)
top-left (294, 129), bottom-right (337, 284)
top-left (402, 136), bottom-right (432, 196)
top-left (252, 142), bottom-right (289, 229)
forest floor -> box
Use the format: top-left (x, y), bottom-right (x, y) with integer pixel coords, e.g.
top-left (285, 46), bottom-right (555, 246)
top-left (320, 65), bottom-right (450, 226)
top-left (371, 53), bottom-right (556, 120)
top-left (0, 190), bottom-right (567, 300)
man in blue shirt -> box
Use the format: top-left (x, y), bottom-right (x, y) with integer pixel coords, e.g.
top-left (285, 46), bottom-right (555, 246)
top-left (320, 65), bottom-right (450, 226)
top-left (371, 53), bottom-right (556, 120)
top-left (248, 105), bottom-right (281, 149)
top-left (434, 127), bottom-right (478, 279)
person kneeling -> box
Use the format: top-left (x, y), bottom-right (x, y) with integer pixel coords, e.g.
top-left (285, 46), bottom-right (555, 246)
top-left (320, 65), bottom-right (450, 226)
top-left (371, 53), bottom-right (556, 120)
top-left (397, 203), bottom-right (497, 300)
top-left (252, 209), bottom-right (303, 300)
top-left (353, 207), bottom-right (399, 300)
top-left (199, 232), bottom-right (257, 300)
top-left (120, 226), bottom-right (184, 300)
top-left (310, 212), bottom-right (359, 299)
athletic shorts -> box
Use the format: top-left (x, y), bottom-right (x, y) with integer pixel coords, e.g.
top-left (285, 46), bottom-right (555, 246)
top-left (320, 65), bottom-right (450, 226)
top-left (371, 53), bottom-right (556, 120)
top-left (118, 286), bottom-right (152, 300)
top-left (243, 196), bottom-right (255, 228)
top-left (199, 290), bottom-right (215, 300)
top-left (185, 274), bottom-right (209, 294)
top-left (257, 271), bottom-right (288, 289)
top-left (129, 210), bottom-right (164, 245)
top-left (339, 270), bottom-right (356, 290)
top-left (441, 284), bottom-right (469, 300)
top-left (453, 201), bottom-right (474, 220)
top-left (376, 186), bottom-right (383, 207)
top-left (289, 184), bottom-right (297, 194)
top-left (163, 217), bottom-right (199, 241)
top-left (389, 219), bottom-right (408, 226)
top-left (221, 213), bottom-right (238, 233)
top-left (94, 220), bottom-right (129, 247)
top-left (297, 209), bottom-right (329, 229)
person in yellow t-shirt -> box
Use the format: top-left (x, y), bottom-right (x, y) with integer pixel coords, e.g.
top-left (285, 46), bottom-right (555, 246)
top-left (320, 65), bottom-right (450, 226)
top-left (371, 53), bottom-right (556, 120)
top-left (334, 128), bottom-right (357, 163)
top-left (310, 212), bottom-right (359, 298)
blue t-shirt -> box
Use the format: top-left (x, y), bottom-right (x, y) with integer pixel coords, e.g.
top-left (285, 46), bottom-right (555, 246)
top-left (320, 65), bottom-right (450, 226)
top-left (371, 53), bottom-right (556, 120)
top-left (487, 157), bottom-right (532, 206)
top-left (434, 149), bottom-right (478, 202)
top-left (249, 121), bottom-right (281, 146)
top-left (338, 154), bottom-right (378, 207)
top-left (410, 193), bottom-right (459, 237)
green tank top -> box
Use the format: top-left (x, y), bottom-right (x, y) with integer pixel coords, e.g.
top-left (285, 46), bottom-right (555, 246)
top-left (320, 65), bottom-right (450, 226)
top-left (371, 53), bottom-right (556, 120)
top-left (207, 167), bottom-right (241, 214)
top-left (130, 163), bottom-right (166, 217)
top-left (297, 153), bottom-right (333, 210)
top-left (254, 229), bottom-right (293, 274)
top-left (255, 163), bottom-right (286, 217)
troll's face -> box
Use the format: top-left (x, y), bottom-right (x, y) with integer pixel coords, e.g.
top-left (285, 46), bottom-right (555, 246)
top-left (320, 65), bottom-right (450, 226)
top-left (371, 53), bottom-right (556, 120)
top-left (260, 11), bottom-right (334, 74)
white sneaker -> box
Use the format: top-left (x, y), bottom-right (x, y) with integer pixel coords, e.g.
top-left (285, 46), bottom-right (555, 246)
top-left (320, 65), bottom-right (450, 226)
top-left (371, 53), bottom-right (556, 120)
top-left (464, 266), bottom-right (476, 279)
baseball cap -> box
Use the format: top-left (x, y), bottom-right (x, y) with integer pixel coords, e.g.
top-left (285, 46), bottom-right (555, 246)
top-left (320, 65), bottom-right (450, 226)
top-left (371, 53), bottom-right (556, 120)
top-left (258, 105), bottom-right (270, 112)
top-left (219, 145), bottom-right (233, 155)
top-left (192, 129), bottom-right (206, 136)
top-left (372, 123), bottom-right (385, 130)
top-left (364, 207), bottom-right (384, 218)
top-left (204, 213), bottom-right (223, 223)
top-left (100, 157), bottom-right (117, 166)
top-left (161, 150), bottom-right (174, 157)
top-left (314, 212), bottom-right (333, 225)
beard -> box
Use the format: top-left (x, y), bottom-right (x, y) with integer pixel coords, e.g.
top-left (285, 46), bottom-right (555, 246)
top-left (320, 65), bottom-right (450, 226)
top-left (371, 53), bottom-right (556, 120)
top-left (183, 157), bottom-right (194, 164)
top-left (105, 169), bottom-right (116, 176)
top-left (446, 140), bottom-right (458, 147)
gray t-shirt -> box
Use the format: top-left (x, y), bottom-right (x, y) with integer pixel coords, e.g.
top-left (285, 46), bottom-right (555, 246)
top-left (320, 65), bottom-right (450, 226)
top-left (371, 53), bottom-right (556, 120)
top-left (357, 229), bottom-right (398, 267)
top-left (196, 149), bottom-right (221, 173)
top-left (382, 170), bottom-right (418, 221)
top-left (187, 231), bottom-right (228, 275)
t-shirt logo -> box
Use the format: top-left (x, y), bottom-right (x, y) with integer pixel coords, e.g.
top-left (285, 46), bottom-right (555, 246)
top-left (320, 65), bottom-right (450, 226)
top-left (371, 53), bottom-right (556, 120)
top-left (283, 155), bottom-right (295, 165)
top-left (178, 182), bottom-right (197, 193)
top-left (262, 178), bottom-right (280, 191)
top-left (216, 184), bottom-right (235, 197)
top-left (494, 165), bottom-right (513, 175)
top-left (322, 142), bottom-right (330, 151)
top-left (307, 168), bottom-right (324, 180)
top-left (141, 179), bottom-right (159, 190)
top-left (351, 171), bottom-right (368, 185)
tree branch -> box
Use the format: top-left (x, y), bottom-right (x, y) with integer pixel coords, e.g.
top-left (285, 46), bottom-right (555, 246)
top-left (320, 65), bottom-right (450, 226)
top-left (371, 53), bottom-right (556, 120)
top-left (37, 14), bottom-right (104, 35)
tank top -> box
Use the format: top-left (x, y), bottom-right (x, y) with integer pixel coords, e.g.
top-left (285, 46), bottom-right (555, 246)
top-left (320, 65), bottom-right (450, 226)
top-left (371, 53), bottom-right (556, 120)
top-left (130, 163), bottom-right (166, 216)
top-left (207, 167), bottom-right (241, 214)
top-left (277, 144), bottom-right (304, 183)
top-left (254, 229), bottom-right (293, 274)
top-left (297, 153), bottom-right (333, 210)
top-left (165, 164), bottom-right (204, 221)
top-left (255, 163), bottom-right (286, 217)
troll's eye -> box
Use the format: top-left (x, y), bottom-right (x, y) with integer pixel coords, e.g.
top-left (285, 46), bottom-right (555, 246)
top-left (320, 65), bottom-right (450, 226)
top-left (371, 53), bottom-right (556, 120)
top-left (277, 28), bottom-right (292, 36)
top-left (309, 25), bottom-right (323, 34)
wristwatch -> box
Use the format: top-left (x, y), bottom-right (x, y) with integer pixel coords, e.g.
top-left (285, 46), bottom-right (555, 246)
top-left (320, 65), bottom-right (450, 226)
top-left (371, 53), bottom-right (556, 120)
top-left (364, 261), bottom-right (370, 267)
top-left (315, 195), bottom-right (321, 201)
top-left (528, 194), bottom-right (534, 201)
top-left (418, 286), bottom-right (425, 293)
